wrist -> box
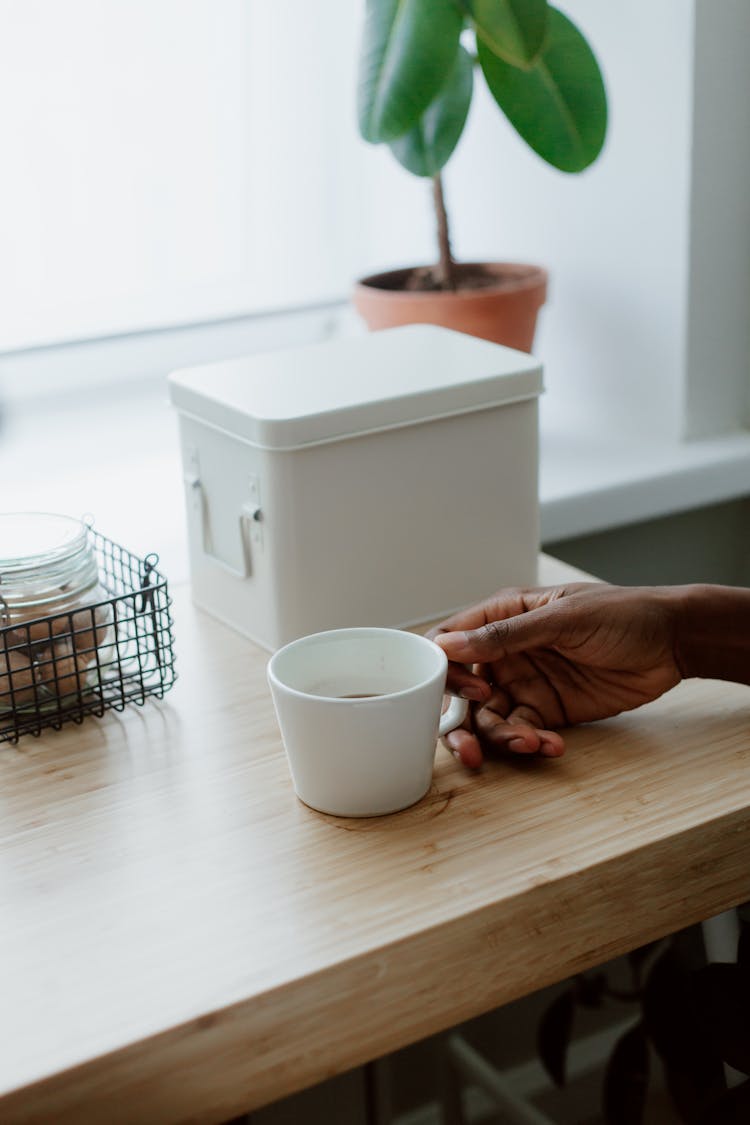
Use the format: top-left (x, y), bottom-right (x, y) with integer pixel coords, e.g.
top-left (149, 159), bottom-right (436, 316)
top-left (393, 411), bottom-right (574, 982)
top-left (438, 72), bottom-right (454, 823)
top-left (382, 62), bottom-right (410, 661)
top-left (672, 583), bottom-right (750, 683)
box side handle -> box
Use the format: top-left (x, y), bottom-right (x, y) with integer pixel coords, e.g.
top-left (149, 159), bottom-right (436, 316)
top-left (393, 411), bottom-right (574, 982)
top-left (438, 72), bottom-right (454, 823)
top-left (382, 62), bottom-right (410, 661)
top-left (183, 452), bottom-right (261, 580)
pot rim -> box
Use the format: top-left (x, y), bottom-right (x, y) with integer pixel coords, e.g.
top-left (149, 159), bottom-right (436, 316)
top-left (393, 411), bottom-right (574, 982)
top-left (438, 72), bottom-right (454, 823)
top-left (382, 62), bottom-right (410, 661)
top-left (354, 262), bottom-right (548, 301)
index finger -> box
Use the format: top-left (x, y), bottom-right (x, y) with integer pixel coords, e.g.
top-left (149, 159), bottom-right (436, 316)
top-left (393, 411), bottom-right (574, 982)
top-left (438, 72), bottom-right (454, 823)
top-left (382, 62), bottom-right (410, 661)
top-left (431, 589), bottom-right (535, 637)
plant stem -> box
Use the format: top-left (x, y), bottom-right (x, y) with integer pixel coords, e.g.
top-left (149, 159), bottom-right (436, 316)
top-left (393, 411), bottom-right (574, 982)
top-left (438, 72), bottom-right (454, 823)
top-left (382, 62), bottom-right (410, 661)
top-left (432, 173), bottom-right (456, 291)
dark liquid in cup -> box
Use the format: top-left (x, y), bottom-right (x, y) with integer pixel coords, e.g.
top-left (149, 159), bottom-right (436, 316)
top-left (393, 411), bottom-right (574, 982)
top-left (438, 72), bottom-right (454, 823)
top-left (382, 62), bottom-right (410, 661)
top-left (338, 693), bottom-right (384, 699)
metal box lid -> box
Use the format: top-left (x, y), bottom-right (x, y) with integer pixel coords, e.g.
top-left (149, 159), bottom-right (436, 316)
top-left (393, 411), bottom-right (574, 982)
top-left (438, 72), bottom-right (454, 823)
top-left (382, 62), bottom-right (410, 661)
top-left (168, 324), bottom-right (543, 451)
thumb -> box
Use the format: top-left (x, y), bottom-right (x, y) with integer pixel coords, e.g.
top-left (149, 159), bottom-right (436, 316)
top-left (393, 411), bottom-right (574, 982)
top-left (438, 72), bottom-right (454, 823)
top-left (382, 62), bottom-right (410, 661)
top-left (435, 606), bottom-right (562, 662)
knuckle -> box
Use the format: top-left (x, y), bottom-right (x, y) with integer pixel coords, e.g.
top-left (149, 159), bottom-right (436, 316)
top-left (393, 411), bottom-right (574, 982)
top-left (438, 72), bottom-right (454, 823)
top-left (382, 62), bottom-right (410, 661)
top-left (563, 582), bottom-right (597, 596)
top-left (479, 619), bottom-right (510, 648)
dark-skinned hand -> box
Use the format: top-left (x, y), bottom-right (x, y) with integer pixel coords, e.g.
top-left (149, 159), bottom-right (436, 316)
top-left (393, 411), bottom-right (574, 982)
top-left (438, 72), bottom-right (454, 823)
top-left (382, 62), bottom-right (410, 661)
top-left (430, 582), bottom-right (684, 768)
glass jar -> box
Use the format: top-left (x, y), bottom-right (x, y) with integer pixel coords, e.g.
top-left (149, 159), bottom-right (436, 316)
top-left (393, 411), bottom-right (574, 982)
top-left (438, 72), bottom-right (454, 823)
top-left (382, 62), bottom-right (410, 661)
top-left (0, 513), bottom-right (112, 712)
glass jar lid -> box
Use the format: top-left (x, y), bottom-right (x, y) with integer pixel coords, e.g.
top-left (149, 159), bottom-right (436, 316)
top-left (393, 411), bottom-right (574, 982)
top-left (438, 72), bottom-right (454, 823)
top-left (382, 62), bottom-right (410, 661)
top-left (0, 513), bottom-right (100, 621)
top-left (0, 513), bottom-right (89, 575)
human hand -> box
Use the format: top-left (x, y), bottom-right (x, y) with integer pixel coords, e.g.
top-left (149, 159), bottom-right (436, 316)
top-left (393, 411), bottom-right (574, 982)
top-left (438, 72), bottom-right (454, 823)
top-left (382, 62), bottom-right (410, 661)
top-left (431, 582), bottom-right (684, 767)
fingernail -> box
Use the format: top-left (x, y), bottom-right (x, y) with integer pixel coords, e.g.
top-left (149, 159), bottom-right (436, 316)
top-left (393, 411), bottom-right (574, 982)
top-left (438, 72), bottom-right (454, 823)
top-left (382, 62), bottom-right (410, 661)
top-left (436, 632), bottom-right (469, 656)
top-left (541, 740), bottom-right (565, 758)
top-left (508, 737), bottom-right (530, 752)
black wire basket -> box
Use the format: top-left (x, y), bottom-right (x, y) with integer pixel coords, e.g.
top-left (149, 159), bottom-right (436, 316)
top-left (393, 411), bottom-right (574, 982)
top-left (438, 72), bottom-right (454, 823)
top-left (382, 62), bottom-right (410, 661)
top-left (0, 529), bottom-right (176, 743)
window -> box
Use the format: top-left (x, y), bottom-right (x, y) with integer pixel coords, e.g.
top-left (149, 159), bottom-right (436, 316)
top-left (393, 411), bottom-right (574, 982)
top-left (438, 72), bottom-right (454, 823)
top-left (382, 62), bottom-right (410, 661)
top-left (0, 0), bottom-right (364, 351)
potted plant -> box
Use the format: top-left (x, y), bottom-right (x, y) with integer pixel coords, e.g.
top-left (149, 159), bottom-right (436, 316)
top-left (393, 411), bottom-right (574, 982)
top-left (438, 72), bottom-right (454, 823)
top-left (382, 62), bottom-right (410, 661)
top-left (353, 0), bottom-right (608, 352)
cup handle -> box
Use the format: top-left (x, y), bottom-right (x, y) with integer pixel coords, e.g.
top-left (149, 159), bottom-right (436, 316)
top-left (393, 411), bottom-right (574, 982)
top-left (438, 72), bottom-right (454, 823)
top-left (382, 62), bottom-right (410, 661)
top-left (438, 695), bottom-right (469, 737)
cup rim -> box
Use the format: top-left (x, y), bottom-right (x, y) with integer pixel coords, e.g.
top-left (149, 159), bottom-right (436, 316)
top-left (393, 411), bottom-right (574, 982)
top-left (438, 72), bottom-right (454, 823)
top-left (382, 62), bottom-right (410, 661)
top-left (266, 626), bottom-right (447, 703)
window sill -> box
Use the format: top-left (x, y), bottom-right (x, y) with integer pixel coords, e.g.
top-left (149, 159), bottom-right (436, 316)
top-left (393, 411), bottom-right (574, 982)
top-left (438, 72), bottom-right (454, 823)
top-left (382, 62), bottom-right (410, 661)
top-left (540, 422), bottom-right (750, 543)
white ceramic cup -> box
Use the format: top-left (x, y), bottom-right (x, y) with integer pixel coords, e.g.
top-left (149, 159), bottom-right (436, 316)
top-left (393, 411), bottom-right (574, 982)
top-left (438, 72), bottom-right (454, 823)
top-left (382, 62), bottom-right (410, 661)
top-left (267, 627), bottom-right (468, 817)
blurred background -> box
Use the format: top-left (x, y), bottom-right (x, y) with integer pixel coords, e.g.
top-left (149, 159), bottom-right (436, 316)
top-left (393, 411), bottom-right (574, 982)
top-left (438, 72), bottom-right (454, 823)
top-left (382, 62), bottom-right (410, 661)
top-left (2, 0), bottom-right (749, 591)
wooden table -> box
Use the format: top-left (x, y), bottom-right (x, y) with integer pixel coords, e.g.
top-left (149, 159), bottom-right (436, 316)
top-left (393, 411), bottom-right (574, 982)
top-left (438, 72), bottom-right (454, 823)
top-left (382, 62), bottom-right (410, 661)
top-left (1, 556), bottom-right (750, 1124)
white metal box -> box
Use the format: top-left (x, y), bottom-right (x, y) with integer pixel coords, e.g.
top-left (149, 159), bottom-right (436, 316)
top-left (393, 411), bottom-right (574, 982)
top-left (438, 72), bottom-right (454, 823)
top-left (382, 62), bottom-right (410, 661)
top-left (168, 325), bottom-right (542, 651)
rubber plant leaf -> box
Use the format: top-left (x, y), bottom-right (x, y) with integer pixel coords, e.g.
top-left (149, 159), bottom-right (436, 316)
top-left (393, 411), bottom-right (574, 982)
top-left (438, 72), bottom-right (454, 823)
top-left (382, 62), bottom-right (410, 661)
top-left (478, 6), bottom-right (607, 172)
top-left (574, 971), bottom-right (607, 1009)
top-left (737, 904), bottom-right (750, 981)
top-left (626, 938), bottom-right (664, 989)
top-left (691, 962), bottom-right (750, 1075)
top-left (739, 923), bottom-right (750, 981)
top-left (642, 947), bottom-right (725, 1120)
top-left (537, 986), bottom-right (575, 1087)
top-left (467, 0), bottom-right (548, 68)
top-left (358, 0), bottom-right (464, 144)
top-left (388, 45), bottom-right (473, 176)
top-left (602, 1023), bottom-right (650, 1125)
top-left (697, 1079), bottom-right (750, 1125)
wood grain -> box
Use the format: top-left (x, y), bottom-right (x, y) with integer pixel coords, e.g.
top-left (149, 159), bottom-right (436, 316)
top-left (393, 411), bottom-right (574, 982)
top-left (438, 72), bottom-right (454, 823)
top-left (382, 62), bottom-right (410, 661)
top-left (1, 555), bottom-right (749, 1123)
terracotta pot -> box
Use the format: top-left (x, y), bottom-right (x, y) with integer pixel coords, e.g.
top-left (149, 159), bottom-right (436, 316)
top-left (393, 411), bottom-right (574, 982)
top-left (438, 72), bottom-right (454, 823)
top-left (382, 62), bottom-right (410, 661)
top-left (352, 262), bottom-right (548, 353)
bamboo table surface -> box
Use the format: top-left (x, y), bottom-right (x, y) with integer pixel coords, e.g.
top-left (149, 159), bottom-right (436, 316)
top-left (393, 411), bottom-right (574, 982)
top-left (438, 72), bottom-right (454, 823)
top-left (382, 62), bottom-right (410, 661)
top-left (1, 555), bottom-right (750, 1124)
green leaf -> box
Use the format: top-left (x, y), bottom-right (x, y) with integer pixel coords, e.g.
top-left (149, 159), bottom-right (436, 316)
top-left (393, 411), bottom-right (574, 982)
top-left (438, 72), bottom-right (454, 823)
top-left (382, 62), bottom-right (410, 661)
top-left (574, 971), bottom-right (607, 1010)
top-left (692, 963), bottom-right (750, 1075)
top-left (478, 6), bottom-right (607, 173)
top-left (697, 1080), bottom-right (750, 1125)
top-left (642, 947), bottom-right (726, 1121)
top-left (388, 45), bottom-right (473, 176)
top-left (467, 0), bottom-right (548, 68)
top-left (358, 0), bottom-right (464, 144)
top-left (537, 987), bottom-right (575, 1087)
top-left (602, 1023), bottom-right (650, 1125)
